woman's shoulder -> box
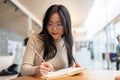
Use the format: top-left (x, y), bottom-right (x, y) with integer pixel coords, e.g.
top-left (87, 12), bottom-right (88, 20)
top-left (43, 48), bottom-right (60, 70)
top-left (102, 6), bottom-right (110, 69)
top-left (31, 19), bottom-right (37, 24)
top-left (30, 33), bottom-right (43, 40)
top-left (29, 33), bottom-right (44, 43)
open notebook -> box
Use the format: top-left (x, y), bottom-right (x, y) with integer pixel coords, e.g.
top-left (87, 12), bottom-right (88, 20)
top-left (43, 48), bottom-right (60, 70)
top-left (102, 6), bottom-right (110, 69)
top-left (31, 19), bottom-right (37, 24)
top-left (41, 67), bottom-right (86, 79)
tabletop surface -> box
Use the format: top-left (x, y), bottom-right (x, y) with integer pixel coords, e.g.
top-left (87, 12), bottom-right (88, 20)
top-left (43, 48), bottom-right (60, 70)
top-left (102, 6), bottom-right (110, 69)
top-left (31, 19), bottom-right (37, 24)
top-left (11, 70), bottom-right (120, 80)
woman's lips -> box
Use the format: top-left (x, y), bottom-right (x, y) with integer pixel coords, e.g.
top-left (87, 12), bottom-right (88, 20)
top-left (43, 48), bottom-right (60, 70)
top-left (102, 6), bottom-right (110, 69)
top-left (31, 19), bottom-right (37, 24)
top-left (52, 32), bottom-right (59, 35)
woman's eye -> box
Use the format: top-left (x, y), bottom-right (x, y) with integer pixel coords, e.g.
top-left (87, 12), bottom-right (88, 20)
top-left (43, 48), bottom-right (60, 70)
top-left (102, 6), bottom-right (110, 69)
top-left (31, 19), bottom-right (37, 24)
top-left (48, 23), bottom-right (53, 27)
top-left (58, 24), bottom-right (61, 26)
top-left (57, 24), bottom-right (63, 27)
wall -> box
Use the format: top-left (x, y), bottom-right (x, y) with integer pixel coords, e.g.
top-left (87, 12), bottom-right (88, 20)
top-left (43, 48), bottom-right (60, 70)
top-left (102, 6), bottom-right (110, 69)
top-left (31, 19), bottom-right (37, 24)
top-left (0, 29), bottom-right (25, 56)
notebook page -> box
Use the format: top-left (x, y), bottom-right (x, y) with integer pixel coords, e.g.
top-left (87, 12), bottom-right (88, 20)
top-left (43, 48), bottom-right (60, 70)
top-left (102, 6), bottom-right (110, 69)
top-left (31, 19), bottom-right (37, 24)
top-left (43, 67), bottom-right (84, 77)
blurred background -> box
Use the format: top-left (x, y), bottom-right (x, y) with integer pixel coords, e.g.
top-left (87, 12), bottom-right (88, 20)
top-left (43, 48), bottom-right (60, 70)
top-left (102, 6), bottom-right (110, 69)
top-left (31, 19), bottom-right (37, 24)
top-left (0, 0), bottom-right (120, 79)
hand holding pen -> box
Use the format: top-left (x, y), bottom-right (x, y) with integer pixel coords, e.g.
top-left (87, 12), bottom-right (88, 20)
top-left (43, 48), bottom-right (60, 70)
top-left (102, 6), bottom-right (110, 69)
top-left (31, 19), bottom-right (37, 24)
top-left (34, 62), bottom-right (54, 75)
top-left (29, 46), bottom-right (54, 75)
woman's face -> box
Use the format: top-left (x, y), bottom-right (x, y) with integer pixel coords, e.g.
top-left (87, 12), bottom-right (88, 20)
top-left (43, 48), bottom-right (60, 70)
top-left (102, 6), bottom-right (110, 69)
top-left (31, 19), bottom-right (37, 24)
top-left (47, 12), bottom-right (64, 41)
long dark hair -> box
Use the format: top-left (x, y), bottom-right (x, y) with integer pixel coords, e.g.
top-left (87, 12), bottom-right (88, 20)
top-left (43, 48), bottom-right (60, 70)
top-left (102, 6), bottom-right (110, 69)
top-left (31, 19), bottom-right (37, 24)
top-left (39, 4), bottom-right (75, 66)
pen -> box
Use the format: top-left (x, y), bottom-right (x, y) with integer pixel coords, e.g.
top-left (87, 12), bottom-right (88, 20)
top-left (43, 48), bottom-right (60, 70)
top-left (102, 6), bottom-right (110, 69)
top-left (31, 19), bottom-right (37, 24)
top-left (29, 46), bottom-right (45, 62)
top-left (28, 46), bottom-right (54, 71)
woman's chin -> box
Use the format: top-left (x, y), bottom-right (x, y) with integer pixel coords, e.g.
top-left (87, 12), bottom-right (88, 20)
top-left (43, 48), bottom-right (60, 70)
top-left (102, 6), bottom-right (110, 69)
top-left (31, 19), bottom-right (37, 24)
top-left (53, 37), bottom-right (60, 41)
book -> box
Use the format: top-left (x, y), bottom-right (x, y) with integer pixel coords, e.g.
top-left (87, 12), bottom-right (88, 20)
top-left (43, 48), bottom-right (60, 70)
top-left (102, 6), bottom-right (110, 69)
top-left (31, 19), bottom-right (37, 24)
top-left (41, 67), bottom-right (86, 79)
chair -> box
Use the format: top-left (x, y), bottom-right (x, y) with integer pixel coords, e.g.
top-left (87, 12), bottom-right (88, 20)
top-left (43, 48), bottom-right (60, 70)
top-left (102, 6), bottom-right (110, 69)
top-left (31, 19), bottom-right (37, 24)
top-left (102, 52), bottom-right (117, 62)
top-left (102, 52), bottom-right (117, 69)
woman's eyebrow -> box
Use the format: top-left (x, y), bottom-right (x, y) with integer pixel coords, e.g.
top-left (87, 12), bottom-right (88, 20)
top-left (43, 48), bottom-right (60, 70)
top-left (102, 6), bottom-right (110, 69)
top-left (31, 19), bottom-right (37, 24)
top-left (56, 21), bottom-right (62, 23)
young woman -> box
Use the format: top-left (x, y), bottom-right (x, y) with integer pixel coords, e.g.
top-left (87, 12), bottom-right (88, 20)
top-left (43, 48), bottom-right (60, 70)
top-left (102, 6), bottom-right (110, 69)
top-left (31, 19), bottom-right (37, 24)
top-left (21, 4), bottom-right (80, 76)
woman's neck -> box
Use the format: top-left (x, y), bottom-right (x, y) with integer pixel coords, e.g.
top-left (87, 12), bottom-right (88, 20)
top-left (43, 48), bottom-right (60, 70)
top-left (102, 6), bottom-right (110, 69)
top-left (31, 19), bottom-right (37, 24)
top-left (54, 37), bottom-right (62, 42)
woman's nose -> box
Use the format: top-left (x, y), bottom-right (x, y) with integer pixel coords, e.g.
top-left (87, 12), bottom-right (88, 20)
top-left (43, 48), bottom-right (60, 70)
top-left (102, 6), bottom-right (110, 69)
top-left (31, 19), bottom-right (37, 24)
top-left (52, 26), bottom-right (57, 30)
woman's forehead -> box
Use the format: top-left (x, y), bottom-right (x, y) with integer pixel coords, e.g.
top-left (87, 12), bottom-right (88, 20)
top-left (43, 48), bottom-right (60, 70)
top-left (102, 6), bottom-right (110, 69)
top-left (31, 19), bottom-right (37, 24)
top-left (49, 13), bottom-right (61, 21)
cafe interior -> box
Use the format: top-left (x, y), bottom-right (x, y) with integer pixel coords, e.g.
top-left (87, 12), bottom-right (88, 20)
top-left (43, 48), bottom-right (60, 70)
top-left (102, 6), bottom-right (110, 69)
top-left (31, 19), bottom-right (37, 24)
top-left (0, 0), bottom-right (120, 80)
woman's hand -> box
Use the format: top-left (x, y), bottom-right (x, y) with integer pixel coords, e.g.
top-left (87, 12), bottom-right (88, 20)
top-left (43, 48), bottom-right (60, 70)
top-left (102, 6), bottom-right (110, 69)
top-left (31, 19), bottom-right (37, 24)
top-left (34, 62), bottom-right (53, 75)
top-left (72, 63), bottom-right (81, 68)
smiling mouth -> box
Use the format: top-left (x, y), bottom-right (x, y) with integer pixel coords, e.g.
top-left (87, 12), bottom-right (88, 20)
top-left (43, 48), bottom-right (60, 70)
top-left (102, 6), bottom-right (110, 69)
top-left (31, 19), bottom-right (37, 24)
top-left (52, 33), bottom-right (59, 35)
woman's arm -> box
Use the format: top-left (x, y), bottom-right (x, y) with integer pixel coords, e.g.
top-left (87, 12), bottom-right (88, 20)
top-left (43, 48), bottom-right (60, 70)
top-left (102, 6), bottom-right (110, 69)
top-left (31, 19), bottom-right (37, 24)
top-left (21, 34), bottom-right (38, 76)
top-left (21, 34), bottom-right (53, 76)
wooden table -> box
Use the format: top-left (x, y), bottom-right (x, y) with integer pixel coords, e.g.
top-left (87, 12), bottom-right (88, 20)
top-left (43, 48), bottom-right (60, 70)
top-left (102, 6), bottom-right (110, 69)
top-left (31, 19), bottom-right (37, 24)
top-left (115, 75), bottom-right (120, 80)
top-left (11, 70), bottom-right (120, 80)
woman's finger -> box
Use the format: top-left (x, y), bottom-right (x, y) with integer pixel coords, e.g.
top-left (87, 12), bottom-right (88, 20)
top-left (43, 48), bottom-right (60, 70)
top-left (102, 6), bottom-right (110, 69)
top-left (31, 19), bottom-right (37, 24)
top-left (41, 62), bottom-right (54, 71)
top-left (39, 68), bottom-right (48, 75)
top-left (72, 63), bottom-right (81, 68)
top-left (75, 63), bottom-right (81, 67)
